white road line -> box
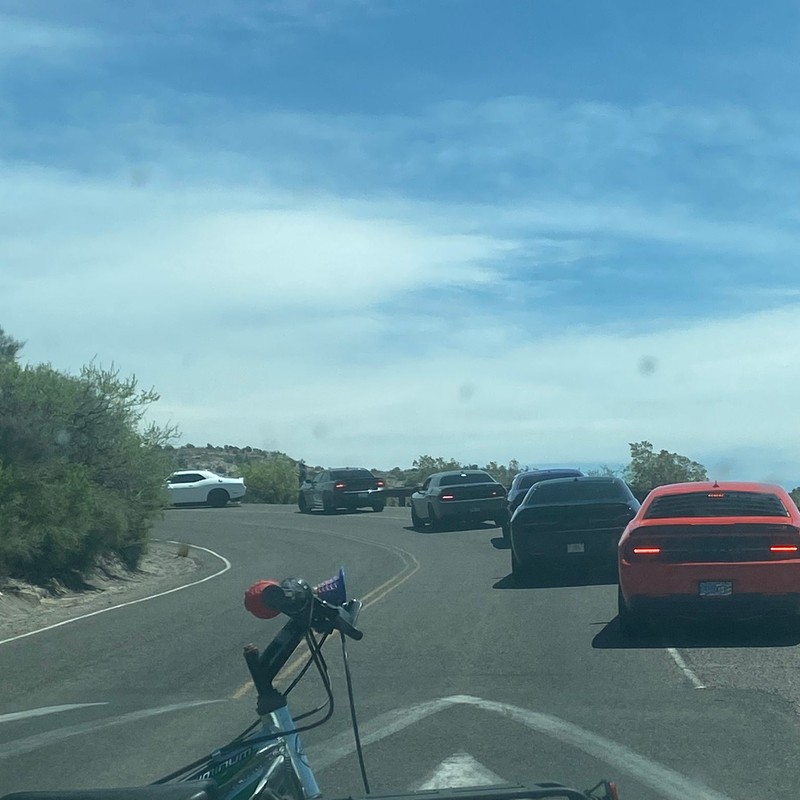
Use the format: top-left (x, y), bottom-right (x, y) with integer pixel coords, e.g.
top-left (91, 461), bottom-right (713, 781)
top-left (665, 647), bottom-right (706, 689)
top-left (0, 703), bottom-right (108, 725)
top-left (414, 752), bottom-right (504, 790)
top-left (0, 542), bottom-right (231, 647)
top-left (310, 695), bottom-right (735, 800)
top-left (0, 700), bottom-right (226, 759)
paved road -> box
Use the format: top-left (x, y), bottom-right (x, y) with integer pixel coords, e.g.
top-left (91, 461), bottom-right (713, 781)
top-left (1, 505), bottom-right (799, 798)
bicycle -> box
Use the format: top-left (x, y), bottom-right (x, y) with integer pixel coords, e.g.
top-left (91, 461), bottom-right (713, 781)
top-left (2, 569), bottom-right (619, 800)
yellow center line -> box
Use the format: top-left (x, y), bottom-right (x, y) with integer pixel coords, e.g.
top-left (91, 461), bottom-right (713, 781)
top-left (232, 535), bottom-right (419, 700)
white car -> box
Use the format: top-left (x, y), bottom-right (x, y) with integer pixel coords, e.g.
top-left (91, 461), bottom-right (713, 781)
top-left (165, 470), bottom-right (246, 507)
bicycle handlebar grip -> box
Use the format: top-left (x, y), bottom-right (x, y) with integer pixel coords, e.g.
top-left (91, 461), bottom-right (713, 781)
top-left (244, 580), bottom-right (281, 619)
top-left (262, 578), bottom-right (313, 616)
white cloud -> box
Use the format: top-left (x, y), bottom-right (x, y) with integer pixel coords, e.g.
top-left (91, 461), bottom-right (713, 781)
top-left (0, 13), bottom-right (97, 60)
top-left (4, 94), bottom-right (800, 484)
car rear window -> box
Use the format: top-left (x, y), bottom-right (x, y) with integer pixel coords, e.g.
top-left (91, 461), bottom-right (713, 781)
top-left (644, 491), bottom-right (789, 519)
top-left (440, 473), bottom-right (495, 487)
top-left (516, 471), bottom-right (581, 491)
top-left (528, 479), bottom-right (628, 503)
top-left (330, 469), bottom-right (374, 480)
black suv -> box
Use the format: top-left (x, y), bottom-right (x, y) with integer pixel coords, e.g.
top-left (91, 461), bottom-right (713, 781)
top-left (298, 467), bottom-right (385, 514)
top-left (505, 469), bottom-right (584, 530)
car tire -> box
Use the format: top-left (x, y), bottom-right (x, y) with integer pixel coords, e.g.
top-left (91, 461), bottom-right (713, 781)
top-left (298, 494), bottom-right (310, 513)
top-left (322, 495), bottom-right (336, 514)
top-left (427, 504), bottom-right (441, 531)
top-left (207, 488), bottom-right (230, 508)
top-left (497, 518), bottom-right (511, 540)
top-left (371, 501), bottom-right (385, 512)
top-left (410, 505), bottom-right (426, 530)
top-left (618, 586), bottom-right (645, 639)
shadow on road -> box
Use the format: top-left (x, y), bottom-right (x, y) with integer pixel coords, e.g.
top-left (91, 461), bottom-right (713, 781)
top-left (401, 521), bottom-right (503, 536)
top-left (165, 503), bottom-right (243, 510)
top-left (294, 508), bottom-right (385, 516)
top-left (491, 536), bottom-right (510, 549)
top-left (493, 564), bottom-right (618, 590)
top-left (592, 617), bottom-right (800, 649)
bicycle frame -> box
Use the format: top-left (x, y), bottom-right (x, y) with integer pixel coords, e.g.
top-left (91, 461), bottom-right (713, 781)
top-left (180, 704), bottom-right (319, 800)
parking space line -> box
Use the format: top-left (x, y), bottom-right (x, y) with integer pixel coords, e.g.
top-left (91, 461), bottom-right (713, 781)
top-left (665, 647), bottom-right (706, 689)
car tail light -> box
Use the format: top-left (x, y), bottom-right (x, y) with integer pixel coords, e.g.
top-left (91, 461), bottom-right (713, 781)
top-left (440, 493), bottom-right (455, 501)
top-left (770, 545), bottom-right (798, 553)
top-left (376, 480), bottom-right (385, 488)
top-left (490, 488), bottom-right (506, 497)
top-left (334, 482), bottom-right (346, 490)
top-left (632, 546), bottom-right (661, 555)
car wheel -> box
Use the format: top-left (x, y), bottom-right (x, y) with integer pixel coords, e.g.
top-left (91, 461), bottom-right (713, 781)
top-left (298, 494), bottom-right (310, 513)
top-left (618, 586), bottom-right (645, 639)
top-left (322, 495), bottom-right (336, 514)
top-left (427, 504), bottom-right (442, 531)
top-left (511, 549), bottom-right (532, 583)
top-left (371, 501), bottom-right (385, 512)
top-left (207, 488), bottom-right (230, 508)
top-left (410, 505), bottom-right (426, 530)
top-left (497, 518), bottom-right (511, 540)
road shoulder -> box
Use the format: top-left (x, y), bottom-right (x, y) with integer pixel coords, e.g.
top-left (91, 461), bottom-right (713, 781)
top-left (0, 540), bottom-right (215, 641)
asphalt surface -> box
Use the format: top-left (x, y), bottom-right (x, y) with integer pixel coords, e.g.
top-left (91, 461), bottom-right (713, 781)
top-left (1, 505), bottom-right (800, 799)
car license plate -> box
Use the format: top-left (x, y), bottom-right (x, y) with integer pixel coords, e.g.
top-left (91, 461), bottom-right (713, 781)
top-left (357, 492), bottom-right (368, 500)
top-left (567, 543), bottom-right (585, 553)
top-left (469, 505), bottom-right (481, 513)
top-left (699, 581), bottom-right (733, 597)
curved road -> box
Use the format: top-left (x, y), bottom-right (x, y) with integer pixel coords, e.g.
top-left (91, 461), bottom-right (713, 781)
top-left (1, 506), bottom-right (799, 799)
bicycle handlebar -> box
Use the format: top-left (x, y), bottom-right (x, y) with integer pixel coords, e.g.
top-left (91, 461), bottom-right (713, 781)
top-left (244, 574), bottom-right (363, 641)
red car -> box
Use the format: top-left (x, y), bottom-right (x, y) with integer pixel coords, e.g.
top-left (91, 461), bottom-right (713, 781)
top-left (617, 481), bottom-right (800, 636)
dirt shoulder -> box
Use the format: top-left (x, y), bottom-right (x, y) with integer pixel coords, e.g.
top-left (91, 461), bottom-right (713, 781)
top-left (0, 540), bottom-right (216, 642)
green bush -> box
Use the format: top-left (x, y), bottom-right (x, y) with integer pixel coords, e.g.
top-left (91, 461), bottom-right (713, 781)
top-left (240, 457), bottom-right (298, 504)
top-left (0, 339), bottom-right (176, 584)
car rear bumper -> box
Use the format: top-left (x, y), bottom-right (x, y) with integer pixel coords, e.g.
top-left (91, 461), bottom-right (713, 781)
top-left (435, 499), bottom-right (506, 521)
top-left (335, 489), bottom-right (384, 506)
top-left (620, 560), bottom-right (800, 617)
top-left (626, 593), bottom-right (800, 618)
top-left (512, 530), bottom-right (620, 562)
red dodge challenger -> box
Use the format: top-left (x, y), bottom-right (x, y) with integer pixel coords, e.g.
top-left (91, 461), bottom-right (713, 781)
top-left (617, 481), bottom-right (800, 636)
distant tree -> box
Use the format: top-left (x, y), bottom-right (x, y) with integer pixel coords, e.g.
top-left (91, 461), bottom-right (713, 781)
top-left (407, 454), bottom-right (463, 485)
top-left (790, 487), bottom-right (800, 509)
top-left (623, 441), bottom-right (707, 500)
top-left (240, 456), bottom-right (298, 503)
top-left (587, 465), bottom-right (620, 477)
top-left (482, 459), bottom-right (520, 487)
top-left (0, 326), bottom-right (23, 362)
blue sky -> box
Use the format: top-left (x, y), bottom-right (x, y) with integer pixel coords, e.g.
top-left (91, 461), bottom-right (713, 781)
top-left (3, 1), bottom-right (800, 483)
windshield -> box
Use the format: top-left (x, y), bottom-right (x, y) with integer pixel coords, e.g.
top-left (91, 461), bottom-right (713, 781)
top-left (515, 472), bottom-right (582, 491)
top-left (645, 491), bottom-right (789, 519)
top-left (439, 473), bottom-right (495, 487)
top-left (527, 480), bottom-right (630, 504)
top-left (2, 3), bottom-right (800, 799)
top-left (330, 469), bottom-right (374, 481)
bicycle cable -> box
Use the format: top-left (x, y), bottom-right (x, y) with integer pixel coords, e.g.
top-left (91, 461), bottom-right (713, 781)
top-left (341, 633), bottom-right (370, 794)
top-left (152, 624), bottom-right (335, 783)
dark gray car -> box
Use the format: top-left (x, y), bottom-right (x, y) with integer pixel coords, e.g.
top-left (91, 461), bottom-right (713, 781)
top-left (298, 467), bottom-right (385, 513)
top-left (410, 470), bottom-right (508, 532)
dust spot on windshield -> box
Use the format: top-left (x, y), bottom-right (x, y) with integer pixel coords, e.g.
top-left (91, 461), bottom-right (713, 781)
top-left (458, 382), bottom-right (476, 401)
top-left (312, 423), bottom-right (328, 439)
top-left (129, 166), bottom-right (151, 188)
top-left (638, 355), bottom-right (658, 376)
top-left (711, 459), bottom-right (736, 479)
top-left (55, 429), bottom-right (70, 446)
